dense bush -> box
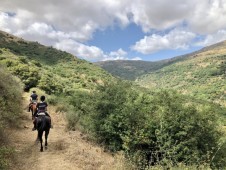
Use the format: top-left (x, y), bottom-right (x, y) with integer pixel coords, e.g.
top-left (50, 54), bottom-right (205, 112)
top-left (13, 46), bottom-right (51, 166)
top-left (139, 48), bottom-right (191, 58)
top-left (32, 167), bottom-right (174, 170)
top-left (0, 65), bottom-right (22, 169)
top-left (0, 65), bottom-right (22, 126)
top-left (67, 80), bottom-right (226, 169)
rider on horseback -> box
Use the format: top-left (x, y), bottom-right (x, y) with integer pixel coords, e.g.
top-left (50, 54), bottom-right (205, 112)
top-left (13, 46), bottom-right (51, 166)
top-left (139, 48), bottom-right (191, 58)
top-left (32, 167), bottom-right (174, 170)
top-left (28, 91), bottom-right (38, 112)
top-left (32, 95), bottom-right (52, 131)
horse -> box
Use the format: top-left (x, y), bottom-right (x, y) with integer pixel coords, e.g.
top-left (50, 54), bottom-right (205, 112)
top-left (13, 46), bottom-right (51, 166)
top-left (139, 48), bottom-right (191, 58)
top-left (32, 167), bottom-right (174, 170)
top-left (36, 114), bottom-right (51, 152)
top-left (31, 102), bottom-right (37, 120)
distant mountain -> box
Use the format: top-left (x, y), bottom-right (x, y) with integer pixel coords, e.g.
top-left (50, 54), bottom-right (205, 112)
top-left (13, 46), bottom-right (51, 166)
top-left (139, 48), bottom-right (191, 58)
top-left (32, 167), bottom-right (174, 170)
top-left (95, 41), bottom-right (226, 81)
top-left (95, 60), bottom-right (163, 80)
top-left (95, 58), bottom-right (186, 80)
top-left (0, 30), bottom-right (114, 94)
top-left (136, 40), bottom-right (226, 106)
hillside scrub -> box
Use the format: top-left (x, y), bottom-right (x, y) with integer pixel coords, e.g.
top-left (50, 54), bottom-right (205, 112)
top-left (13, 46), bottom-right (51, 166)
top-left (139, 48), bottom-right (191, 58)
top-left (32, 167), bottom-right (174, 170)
top-left (1, 31), bottom-right (226, 169)
top-left (67, 80), bottom-right (226, 169)
top-left (0, 48), bottom-right (114, 95)
top-left (137, 52), bottom-right (226, 107)
top-left (0, 65), bottom-right (23, 169)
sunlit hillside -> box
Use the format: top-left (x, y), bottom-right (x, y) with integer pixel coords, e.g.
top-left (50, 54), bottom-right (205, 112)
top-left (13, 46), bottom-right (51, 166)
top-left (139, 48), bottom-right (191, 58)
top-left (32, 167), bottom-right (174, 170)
top-left (137, 41), bottom-right (226, 106)
top-left (0, 30), bottom-right (114, 94)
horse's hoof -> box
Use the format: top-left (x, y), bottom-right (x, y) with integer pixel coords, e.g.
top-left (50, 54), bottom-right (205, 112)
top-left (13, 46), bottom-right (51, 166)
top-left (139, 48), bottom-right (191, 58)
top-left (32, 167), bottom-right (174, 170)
top-left (40, 148), bottom-right (43, 152)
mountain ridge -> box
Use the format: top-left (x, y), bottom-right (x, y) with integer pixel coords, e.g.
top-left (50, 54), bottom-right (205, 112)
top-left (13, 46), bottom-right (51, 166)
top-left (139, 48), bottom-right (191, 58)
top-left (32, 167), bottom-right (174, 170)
top-left (95, 40), bottom-right (226, 80)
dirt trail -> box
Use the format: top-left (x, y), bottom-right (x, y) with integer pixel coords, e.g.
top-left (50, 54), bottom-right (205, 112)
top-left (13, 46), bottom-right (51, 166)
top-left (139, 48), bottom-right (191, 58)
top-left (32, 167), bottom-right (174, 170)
top-left (8, 93), bottom-right (123, 170)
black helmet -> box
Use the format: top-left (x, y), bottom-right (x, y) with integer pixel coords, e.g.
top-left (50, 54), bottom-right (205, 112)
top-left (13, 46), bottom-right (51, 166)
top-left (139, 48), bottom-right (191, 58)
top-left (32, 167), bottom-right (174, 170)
top-left (40, 96), bottom-right (45, 101)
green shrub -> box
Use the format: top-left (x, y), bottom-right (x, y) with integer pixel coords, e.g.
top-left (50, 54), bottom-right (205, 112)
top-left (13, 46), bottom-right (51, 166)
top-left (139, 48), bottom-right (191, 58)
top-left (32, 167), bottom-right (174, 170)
top-left (68, 80), bottom-right (226, 169)
top-left (0, 65), bottom-right (22, 169)
top-left (0, 65), bottom-right (22, 126)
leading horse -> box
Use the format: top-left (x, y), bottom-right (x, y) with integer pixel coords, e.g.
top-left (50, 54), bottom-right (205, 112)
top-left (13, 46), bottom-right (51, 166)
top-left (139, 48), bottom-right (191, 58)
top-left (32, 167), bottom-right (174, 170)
top-left (36, 115), bottom-right (51, 152)
top-left (31, 102), bottom-right (37, 120)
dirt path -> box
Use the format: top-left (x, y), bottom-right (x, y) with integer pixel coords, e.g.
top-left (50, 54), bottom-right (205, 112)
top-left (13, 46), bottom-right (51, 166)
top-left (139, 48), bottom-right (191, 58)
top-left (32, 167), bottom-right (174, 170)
top-left (8, 93), bottom-right (124, 170)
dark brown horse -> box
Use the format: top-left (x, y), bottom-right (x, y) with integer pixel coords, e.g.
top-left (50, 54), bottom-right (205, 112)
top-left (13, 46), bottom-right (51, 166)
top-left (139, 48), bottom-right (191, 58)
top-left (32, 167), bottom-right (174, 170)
top-left (36, 115), bottom-right (51, 152)
top-left (31, 102), bottom-right (37, 120)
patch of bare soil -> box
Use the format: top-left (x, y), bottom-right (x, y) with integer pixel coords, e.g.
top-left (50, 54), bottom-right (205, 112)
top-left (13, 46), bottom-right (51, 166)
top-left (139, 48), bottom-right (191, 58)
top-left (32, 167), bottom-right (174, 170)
top-left (8, 94), bottom-right (125, 170)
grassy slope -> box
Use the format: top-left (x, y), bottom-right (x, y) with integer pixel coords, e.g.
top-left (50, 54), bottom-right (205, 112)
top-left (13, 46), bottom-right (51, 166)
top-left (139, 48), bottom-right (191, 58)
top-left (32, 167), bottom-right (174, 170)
top-left (0, 30), bottom-right (114, 93)
top-left (137, 41), bottom-right (226, 106)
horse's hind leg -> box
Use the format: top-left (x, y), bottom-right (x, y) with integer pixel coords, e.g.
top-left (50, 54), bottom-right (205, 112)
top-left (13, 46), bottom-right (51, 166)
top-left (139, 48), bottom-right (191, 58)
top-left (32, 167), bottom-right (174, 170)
top-left (45, 130), bottom-right (49, 149)
top-left (38, 131), bottom-right (44, 152)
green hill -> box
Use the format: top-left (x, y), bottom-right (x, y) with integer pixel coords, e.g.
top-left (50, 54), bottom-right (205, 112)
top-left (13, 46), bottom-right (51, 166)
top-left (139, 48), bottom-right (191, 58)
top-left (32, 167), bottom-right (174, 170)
top-left (95, 41), bottom-right (226, 81)
top-left (95, 60), bottom-right (167, 80)
top-left (0, 30), bottom-right (114, 94)
top-left (136, 40), bottom-right (226, 106)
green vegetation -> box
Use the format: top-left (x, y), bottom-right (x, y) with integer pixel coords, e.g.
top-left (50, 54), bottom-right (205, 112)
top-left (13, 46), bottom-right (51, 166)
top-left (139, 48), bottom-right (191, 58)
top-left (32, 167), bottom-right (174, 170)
top-left (135, 43), bottom-right (226, 107)
top-left (66, 81), bottom-right (226, 169)
top-left (0, 65), bottom-right (23, 169)
top-left (1, 30), bottom-right (226, 169)
top-left (95, 60), bottom-right (166, 80)
top-left (95, 59), bottom-right (189, 80)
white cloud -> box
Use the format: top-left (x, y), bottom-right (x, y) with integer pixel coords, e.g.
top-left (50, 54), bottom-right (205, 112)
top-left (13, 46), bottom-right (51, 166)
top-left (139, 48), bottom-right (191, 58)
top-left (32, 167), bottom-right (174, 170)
top-left (102, 49), bottom-right (128, 61)
top-left (131, 57), bottom-right (142, 60)
top-left (55, 39), bottom-right (105, 61)
top-left (195, 30), bottom-right (226, 46)
top-left (55, 41), bottom-right (134, 61)
top-left (188, 0), bottom-right (226, 34)
top-left (1, 0), bottom-right (226, 61)
top-left (129, 0), bottom-right (196, 32)
top-left (2, 0), bottom-right (226, 39)
top-left (131, 29), bottom-right (196, 54)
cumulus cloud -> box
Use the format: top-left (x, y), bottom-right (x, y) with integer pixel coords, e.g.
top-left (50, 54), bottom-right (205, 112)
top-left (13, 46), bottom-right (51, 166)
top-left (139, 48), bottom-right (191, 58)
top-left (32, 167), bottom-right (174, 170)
top-left (129, 0), bottom-right (196, 32)
top-left (1, 0), bottom-right (226, 60)
top-left (102, 49), bottom-right (141, 61)
top-left (195, 30), bottom-right (226, 46)
top-left (131, 29), bottom-right (196, 54)
top-left (188, 0), bottom-right (226, 34)
top-left (55, 41), bottom-right (135, 61)
top-left (55, 39), bottom-right (105, 61)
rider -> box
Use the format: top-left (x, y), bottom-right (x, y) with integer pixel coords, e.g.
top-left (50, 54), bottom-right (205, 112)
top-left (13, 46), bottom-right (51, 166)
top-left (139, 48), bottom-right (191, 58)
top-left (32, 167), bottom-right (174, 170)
top-left (28, 91), bottom-right (38, 112)
top-left (32, 95), bottom-right (52, 131)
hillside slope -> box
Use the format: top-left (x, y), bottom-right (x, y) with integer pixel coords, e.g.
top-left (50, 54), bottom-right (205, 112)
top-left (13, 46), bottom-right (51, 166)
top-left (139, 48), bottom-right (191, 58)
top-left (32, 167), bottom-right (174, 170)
top-left (95, 60), bottom-right (166, 80)
top-left (0, 30), bottom-right (114, 94)
top-left (137, 40), bottom-right (226, 106)
top-left (95, 41), bottom-right (226, 81)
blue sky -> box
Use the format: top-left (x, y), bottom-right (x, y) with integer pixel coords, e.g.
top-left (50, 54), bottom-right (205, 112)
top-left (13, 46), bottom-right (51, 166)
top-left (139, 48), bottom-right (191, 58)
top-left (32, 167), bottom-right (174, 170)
top-left (1, 0), bottom-right (226, 62)
top-left (88, 23), bottom-right (202, 61)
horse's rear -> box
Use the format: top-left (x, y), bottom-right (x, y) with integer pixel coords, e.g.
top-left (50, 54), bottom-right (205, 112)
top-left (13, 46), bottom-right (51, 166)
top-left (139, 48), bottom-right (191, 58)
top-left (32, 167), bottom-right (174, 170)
top-left (37, 115), bottom-right (51, 152)
top-left (31, 103), bottom-right (37, 120)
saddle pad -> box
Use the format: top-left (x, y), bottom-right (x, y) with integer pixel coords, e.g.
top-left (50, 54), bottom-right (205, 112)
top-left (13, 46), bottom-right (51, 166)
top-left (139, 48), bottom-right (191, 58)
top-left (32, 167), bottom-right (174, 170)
top-left (37, 112), bottom-right (45, 116)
